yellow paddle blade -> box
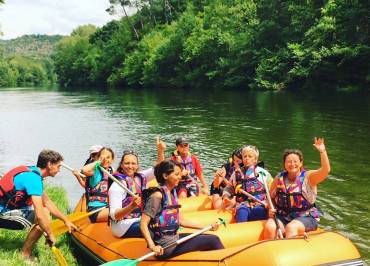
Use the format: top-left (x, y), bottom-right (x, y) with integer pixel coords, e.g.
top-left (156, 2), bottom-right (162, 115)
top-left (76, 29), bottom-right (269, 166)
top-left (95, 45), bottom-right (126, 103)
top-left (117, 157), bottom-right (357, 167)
top-left (51, 212), bottom-right (87, 236)
top-left (51, 246), bottom-right (68, 266)
top-left (51, 207), bottom-right (105, 237)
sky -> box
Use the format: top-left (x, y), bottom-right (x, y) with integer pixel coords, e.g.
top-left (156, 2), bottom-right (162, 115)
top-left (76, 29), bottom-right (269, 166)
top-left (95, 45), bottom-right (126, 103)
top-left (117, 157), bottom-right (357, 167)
top-left (0, 0), bottom-right (122, 40)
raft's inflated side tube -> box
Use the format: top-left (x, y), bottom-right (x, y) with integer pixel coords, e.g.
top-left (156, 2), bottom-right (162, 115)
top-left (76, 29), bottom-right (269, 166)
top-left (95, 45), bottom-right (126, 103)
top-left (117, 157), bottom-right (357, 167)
top-left (71, 196), bottom-right (363, 266)
top-left (178, 194), bottom-right (213, 212)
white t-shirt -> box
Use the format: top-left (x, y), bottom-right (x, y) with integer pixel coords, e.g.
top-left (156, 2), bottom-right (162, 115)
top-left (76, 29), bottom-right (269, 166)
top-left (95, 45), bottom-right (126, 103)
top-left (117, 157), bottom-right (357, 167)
top-left (108, 167), bottom-right (155, 237)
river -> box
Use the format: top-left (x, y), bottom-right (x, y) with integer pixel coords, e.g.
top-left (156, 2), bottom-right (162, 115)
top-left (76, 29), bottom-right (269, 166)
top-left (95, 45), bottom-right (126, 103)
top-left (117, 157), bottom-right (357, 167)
top-left (0, 87), bottom-right (369, 263)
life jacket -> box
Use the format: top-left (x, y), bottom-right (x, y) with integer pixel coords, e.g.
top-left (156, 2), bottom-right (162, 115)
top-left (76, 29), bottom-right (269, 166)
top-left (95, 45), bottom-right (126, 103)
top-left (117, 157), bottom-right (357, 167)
top-left (146, 186), bottom-right (181, 240)
top-left (0, 166), bottom-right (41, 209)
top-left (86, 166), bottom-right (112, 205)
top-left (113, 172), bottom-right (146, 219)
top-left (275, 170), bottom-right (319, 219)
top-left (171, 150), bottom-right (196, 184)
top-left (235, 165), bottom-right (267, 206)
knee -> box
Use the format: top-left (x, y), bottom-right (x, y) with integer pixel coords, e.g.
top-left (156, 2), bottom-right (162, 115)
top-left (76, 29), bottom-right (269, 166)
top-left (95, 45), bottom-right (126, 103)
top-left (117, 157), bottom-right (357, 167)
top-left (285, 221), bottom-right (303, 238)
top-left (209, 235), bottom-right (224, 249)
top-left (212, 195), bottom-right (222, 209)
top-left (33, 224), bottom-right (43, 233)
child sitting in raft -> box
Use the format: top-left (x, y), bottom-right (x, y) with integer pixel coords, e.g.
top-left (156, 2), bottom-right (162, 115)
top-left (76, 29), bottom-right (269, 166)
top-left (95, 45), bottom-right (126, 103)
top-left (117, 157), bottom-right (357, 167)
top-left (222, 145), bottom-right (273, 222)
top-left (210, 148), bottom-right (242, 210)
top-left (171, 137), bottom-right (209, 197)
top-left (140, 160), bottom-right (224, 259)
top-left (108, 138), bottom-right (166, 238)
top-left (80, 147), bottom-right (115, 223)
top-left (264, 137), bottom-right (330, 239)
top-left (73, 144), bottom-right (103, 188)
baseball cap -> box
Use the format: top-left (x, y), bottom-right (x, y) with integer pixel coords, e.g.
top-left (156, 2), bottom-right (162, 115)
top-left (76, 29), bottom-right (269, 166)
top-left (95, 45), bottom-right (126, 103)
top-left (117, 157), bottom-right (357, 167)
top-left (175, 137), bottom-right (189, 146)
top-left (89, 145), bottom-right (103, 155)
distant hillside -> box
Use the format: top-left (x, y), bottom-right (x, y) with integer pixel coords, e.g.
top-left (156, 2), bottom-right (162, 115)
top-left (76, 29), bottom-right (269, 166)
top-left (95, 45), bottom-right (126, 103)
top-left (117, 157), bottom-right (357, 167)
top-left (0, 34), bottom-right (64, 58)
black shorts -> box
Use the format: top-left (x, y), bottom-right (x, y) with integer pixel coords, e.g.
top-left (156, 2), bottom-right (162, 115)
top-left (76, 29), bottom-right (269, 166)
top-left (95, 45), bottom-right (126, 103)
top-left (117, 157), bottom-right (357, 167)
top-left (87, 206), bottom-right (104, 223)
top-left (277, 214), bottom-right (318, 232)
top-left (176, 181), bottom-right (199, 197)
top-left (0, 209), bottom-right (35, 230)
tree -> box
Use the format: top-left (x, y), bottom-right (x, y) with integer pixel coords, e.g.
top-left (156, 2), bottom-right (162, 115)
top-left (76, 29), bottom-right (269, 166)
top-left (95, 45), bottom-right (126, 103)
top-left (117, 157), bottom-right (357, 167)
top-left (107, 0), bottom-right (140, 40)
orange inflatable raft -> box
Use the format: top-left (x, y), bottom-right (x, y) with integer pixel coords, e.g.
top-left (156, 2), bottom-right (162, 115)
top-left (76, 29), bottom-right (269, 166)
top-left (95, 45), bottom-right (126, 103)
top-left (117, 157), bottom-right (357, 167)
top-left (70, 195), bottom-right (363, 266)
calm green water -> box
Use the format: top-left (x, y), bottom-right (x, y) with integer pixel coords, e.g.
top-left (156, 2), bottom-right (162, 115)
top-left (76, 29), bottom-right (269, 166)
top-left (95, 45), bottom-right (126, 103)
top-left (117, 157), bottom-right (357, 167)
top-left (0, 87), bottom-right (369, 263)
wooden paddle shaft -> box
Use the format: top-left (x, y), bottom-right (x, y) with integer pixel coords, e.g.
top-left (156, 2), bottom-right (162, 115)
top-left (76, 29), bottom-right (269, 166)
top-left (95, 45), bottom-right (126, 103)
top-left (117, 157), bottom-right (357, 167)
top-left (237, 188), bottom-right (266, 206)
top-left (61, 163), bottom-right (86, 178)
top-left (261, 175), bottom-right (284, 239)
top-left (138, 223), bottom-right (215, 262)
top-left (99, 166), bottom-right (137, 197)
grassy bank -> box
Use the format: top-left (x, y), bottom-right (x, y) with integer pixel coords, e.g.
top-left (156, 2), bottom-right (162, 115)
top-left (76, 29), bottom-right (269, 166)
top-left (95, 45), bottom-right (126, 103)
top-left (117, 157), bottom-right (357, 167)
top-left (0, 186), bottom-right (78, 265)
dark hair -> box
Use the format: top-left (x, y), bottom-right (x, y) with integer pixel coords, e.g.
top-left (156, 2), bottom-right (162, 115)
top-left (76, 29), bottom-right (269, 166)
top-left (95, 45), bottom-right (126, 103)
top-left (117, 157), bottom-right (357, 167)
top-left (154, 160), bottom-right (182, 185)
top-left (231, 148), bottom-right (242, 160)
top-left (37, 149), bottom-right (63, 168)
top-left (96, 147), bottom-right (115, 160)
top-left (283, 149), bottom-right (303, 166)
top-left (117, 150), bottom-right (139, 173)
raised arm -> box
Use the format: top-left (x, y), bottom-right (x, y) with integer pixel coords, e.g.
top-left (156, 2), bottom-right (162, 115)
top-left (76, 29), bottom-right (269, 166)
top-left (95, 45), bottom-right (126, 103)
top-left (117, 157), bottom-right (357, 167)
top-left (156, 136), bottom-right (166, 164)
top-left (72, 169), bottom-right (86, 188)
top-left (307, 137), bottom-right (331, 186)
top-left (81, 161), bottom-right (97, 177)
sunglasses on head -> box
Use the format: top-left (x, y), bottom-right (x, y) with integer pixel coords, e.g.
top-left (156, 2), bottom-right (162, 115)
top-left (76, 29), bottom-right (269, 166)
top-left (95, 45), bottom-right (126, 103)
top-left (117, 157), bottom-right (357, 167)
top-left (122, 150), bottom-right (138, 157)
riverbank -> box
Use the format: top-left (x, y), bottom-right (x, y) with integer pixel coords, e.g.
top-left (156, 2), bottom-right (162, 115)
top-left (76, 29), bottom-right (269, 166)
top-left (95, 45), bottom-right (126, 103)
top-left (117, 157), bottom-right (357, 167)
top-left (0, 186), bottom-right (78, 266)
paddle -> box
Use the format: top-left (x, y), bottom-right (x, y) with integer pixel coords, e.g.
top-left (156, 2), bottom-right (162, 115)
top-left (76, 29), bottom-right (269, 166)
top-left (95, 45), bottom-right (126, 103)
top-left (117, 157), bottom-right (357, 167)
top-left (99, 166), bottom-right (137, 197)
top-left (42, 232), bottom-right (68, 266)
top-left (100, 218), bottom-right (227, 266)
top-left (261, 175), bottom-right (284, 239)
top-left (51, 206), bottom-right (106, 237)
top-left (235, 184), bottom-right (267, 207)
top-left (51, 246), bottom-right (68, 266)
top-left (61, 162), bottom-right (86, 178)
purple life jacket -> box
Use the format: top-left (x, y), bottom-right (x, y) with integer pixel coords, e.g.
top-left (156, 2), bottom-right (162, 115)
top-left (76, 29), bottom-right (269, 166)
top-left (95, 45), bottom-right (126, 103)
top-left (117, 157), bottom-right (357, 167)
top-left (149, 186), bottom-right (180, 240)
top-left (114, 172), bottom-right (146, 219)
top-left (235, 165), bottom-right (267, 206)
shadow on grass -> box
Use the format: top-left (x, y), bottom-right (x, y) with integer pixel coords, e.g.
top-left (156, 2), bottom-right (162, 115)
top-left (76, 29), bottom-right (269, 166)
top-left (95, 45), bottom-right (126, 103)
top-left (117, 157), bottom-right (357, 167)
top-left (0, 228), bottom-right (26, 252)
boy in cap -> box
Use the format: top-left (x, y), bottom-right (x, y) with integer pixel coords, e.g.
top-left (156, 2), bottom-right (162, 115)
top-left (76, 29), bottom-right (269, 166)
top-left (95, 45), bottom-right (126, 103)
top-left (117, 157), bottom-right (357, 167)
top-left (171, 137), bottom-right (209, 197)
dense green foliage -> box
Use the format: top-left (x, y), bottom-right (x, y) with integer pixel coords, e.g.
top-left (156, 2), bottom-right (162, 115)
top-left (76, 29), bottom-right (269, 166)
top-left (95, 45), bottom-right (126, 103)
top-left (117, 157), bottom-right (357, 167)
top-left (0, 35), bottom-right (62, 87)
top-left (50, 0), bottom-right (369, 91)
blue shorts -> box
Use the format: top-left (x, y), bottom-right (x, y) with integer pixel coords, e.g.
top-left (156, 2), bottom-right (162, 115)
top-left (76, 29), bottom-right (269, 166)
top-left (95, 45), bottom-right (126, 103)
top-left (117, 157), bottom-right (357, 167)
top-left (0, 209), bottom-right (35, 230)
top-left (277, 214), bottom-right (318, 232)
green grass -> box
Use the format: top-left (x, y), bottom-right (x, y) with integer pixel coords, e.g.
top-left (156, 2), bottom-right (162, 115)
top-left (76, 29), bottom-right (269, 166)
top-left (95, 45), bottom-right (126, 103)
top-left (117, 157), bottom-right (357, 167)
top-left (0, 186), bottom-right (78, 265)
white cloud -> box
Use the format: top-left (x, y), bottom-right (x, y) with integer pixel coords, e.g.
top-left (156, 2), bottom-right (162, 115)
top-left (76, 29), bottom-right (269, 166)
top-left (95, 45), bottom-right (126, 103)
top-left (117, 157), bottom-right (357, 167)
top-left (0, 0), bottom-right (121, 40)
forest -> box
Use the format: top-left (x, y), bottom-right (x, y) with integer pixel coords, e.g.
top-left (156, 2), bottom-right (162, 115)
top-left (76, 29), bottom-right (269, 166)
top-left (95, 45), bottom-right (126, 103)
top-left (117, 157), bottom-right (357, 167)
top-left (1, 0), bottom-right (369, 91)
top-left (0, 34), bottom-right (62, 87)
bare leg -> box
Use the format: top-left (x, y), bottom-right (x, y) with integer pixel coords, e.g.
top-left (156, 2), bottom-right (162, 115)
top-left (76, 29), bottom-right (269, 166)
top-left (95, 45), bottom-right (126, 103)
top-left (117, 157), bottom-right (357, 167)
top-left (94, 208), bottom-right (109, 222)
top-left (21, 224), bottom-right (43, 258)
top-left (263, 218), bottom-right (285, 240)
top-left (285, 220), bottom-right (305, 238)
top-left (212, 194), bottom-right (222, 210)
top-left (21, 207), bottom-right (50, 258)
